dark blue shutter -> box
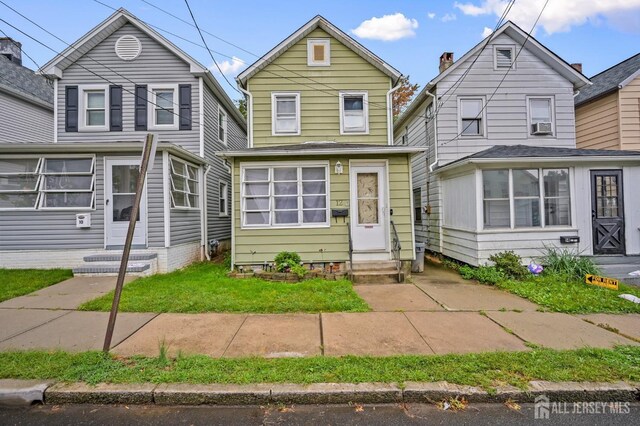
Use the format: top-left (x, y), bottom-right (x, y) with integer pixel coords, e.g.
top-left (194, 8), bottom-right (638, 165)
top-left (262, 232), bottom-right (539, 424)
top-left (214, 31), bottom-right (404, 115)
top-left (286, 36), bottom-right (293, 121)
top-left (109, 85), bottom-right (123, 131)
top-left (134, 84), bottom-right (147, 131)
top-left (178, 84), bottom-right (192, 130)
top-left (65, 85), bottom-right (78, 132)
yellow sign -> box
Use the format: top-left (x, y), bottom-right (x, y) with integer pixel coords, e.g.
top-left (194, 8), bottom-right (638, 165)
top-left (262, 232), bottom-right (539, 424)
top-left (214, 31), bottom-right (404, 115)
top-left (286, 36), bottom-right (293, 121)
top-left (585, 274), bottom-right (619, 290)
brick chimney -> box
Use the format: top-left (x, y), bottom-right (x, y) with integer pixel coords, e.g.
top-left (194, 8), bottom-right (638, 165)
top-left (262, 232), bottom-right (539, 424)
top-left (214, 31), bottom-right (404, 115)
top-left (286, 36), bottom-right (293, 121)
top-left (0, 38), bottom-right (22, 65)
top-left (570, 63), bottom-right (582, 73)
top-left (439, 52), bottom-right (454, 74)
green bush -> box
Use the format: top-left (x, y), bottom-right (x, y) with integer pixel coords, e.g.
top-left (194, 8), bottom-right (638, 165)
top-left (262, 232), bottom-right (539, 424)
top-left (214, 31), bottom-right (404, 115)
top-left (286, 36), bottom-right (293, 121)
top-left (541, 247), bottom-right (600, 280)
top-left (460, 265), bottom-right (505, 285)
top-left (274, 251), bottom-right (302, 272)
top-left (289, 264), bottom-right (308, 279)
top-left (488, 251), bottom-right (528, 280)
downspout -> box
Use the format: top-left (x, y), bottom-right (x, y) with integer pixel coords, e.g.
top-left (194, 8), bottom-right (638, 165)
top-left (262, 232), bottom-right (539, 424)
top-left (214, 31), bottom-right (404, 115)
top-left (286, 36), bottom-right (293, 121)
top-left (573, 90), bottom-right (580, 98)
top-left (238, 85), bottom-right (253, 148)
top-left (386, 79), bottom-right (402, 145)
top-left (201, 164), bottom-right (212, 260)
top-left (426, 90), bottom-right (438, 172)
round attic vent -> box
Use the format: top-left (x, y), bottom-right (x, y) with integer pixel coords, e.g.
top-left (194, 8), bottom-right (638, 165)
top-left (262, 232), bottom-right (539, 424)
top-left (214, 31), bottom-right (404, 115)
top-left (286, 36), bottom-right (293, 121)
top-left (115, 35), bottom-right (141, 60)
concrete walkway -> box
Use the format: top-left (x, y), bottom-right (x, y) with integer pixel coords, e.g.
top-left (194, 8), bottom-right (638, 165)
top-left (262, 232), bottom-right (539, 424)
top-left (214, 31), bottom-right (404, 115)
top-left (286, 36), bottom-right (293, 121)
top-left (0, 267), bottom-right (637, 356)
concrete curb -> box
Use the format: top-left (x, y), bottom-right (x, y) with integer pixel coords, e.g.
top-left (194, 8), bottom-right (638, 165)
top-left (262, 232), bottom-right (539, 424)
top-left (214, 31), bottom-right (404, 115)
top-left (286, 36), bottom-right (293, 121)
top-left (0, 380), bottom-right (634, 406)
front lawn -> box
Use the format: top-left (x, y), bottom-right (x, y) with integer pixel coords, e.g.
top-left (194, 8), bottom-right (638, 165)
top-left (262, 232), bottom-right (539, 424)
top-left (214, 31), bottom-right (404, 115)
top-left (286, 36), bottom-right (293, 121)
top-left (79, 262), bottom-right (369, 313)
top-left (1, 346), bottom-right (638, 390)
top-left (0, 269), bottom-right (73, 303)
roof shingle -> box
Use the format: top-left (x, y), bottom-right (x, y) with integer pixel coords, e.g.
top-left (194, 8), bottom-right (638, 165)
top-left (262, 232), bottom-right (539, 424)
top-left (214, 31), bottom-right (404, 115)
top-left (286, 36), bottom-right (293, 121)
top-left (574, 53), bottom-right (640, 106)
top-left (0, 55), bottom-right (53, 107)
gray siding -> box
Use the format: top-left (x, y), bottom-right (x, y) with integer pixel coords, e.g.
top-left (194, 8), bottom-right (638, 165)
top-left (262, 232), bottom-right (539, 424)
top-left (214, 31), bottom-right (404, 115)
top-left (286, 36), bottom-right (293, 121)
top-left (0, 92), bottom-right (53, 143)
top-left (435, 32), bottom-right (576, 165)
top-left (56, 23), bottom-right (201, 154)
top-left (147, 152), bottom-right (165, 247)
top-left (170, 208), bottom-right (201, 246)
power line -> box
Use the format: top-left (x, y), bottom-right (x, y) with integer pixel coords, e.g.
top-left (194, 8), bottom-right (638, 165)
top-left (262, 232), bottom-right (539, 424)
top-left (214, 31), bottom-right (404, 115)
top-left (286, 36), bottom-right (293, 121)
top-left (183, 0), bottom-right (240, 95)
top-left (0, 25), bottom-right (44, 70)
top-left (440, 0), bottom-right (550, 148)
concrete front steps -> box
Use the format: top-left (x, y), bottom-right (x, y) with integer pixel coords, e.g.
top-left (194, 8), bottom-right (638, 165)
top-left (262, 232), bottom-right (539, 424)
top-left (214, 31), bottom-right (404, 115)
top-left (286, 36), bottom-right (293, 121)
top-left (350, 260), bottom-right (404, 284)
top-left (589, 255), bottom-right (640, 286)
top-left (72, 253), bottom-right (158, 276)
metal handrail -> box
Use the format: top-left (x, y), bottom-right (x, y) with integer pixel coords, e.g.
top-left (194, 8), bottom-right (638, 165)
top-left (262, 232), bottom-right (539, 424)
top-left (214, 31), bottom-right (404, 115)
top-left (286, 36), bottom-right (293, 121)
top-left (347, 221), bottom-right (353, 281)
top-left (390, 220), bottom-right (402, 281)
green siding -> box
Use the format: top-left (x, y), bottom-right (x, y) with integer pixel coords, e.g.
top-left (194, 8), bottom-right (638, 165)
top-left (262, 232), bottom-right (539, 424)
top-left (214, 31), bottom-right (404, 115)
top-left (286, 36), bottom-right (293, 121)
top-left (248, 28), bottom-right (392, 147)
top-left (233, 154), bottom-right (414, 265)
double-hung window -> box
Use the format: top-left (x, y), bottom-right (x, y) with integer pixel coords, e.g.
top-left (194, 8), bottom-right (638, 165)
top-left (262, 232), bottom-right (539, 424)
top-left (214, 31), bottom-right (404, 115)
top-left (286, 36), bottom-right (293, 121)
top-left (340, 91), bottom-right (368, 134)
top-left (272, 93), bottom-right (300, 135)
top-left (483, 168), bottom-right (571, 229)
top-left (459, 97), bottom-right (484, 136)
top-left (0, 157), bottom-right (95, 210)
top-left (241, 164), bottom-right (329, 228)
top-left (413, 187), bottom-right (422, 223)
top-left (149, 85), bottom-right (178, 130)
top-left (169, 157), bottom-right (199, 209)
top-left (79, 85), bottom-right (108, 131)
top-left (218, 108), bottom-right (227, 144)
top-left (219, 181), bottom-right (228, 216)
top-left (528, 96), bottom-right (554, 136)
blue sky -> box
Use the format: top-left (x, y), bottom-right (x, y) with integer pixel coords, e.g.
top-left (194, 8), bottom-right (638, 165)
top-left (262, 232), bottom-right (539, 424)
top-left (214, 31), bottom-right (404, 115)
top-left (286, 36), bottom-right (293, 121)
top-left (2, 0), bottom-right (639, 101)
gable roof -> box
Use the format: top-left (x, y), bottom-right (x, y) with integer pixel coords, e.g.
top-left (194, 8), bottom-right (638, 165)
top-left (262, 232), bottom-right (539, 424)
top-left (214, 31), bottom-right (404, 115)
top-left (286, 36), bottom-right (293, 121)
top-left (574, 53), bottom-right (640, 106)
top-left (236, 15), bottom-right (402, 86)
top-left (394, 20), bottom-right (591, 132)
top-left (39, 8), bottom-right (245, 130)
top-left (0, 55), bottom-right (53, 109)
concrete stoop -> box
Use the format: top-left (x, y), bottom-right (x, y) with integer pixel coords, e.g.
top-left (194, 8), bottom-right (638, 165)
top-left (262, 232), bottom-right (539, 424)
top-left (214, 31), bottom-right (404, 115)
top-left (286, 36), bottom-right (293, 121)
top-left (72, 253), bottom-right (158, 276)
top-left (590, 255), bottom-right (640, 286)
top-left (2, 379), bottom-right (638, 407)
top-left (350, 260), bottom-right (404, 284)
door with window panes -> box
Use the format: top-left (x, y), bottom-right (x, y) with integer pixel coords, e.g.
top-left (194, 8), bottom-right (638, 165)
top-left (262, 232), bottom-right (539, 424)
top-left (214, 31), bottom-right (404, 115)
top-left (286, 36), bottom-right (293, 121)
top-left (591, 170), bottom-right (625, 255)
top-left (105, 158), bottom-right (147, 247)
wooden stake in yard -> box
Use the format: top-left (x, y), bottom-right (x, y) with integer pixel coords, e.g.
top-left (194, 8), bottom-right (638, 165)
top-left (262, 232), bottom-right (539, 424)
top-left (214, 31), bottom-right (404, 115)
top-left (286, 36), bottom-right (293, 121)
top-left (103, 134), bottom-right (156, 353)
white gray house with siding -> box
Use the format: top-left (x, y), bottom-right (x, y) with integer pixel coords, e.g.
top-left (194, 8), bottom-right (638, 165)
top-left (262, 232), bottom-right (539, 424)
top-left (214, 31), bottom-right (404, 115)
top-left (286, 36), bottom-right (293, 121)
top-left (395, 21), bottom-right (640, 267)
top-left (0, 8), bottom-right (246, 274)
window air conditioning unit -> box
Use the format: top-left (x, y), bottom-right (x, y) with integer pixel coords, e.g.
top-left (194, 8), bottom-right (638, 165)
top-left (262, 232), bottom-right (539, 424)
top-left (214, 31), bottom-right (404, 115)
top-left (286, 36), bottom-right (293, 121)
top-left (532, 122), bottom-right (552, 135)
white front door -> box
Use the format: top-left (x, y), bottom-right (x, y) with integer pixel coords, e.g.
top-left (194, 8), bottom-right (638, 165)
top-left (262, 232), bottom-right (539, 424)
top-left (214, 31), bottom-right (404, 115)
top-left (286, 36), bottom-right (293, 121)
top-left (105, 158), bottom-right (147, 248)
top-left (349, 163), bottom-right (388, 255)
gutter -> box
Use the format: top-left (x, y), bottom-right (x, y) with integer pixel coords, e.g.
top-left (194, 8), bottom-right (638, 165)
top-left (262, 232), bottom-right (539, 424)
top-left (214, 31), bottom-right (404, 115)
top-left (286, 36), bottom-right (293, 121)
top-left (237, 85), bottom-right (253, 148)
top-left (386, 80), bottom-right (402, 145)
top-left (426, 90), bottom-right (438, 172)
top-left (201, 165), bottom-right (212, 261)
top-left (215, 146), bottom-right (425, 158)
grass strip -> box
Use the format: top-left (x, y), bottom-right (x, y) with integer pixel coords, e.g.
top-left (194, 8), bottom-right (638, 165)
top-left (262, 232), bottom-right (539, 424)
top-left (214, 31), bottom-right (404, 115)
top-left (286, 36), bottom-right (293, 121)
top-left (1, 346), bottom-right (638, 391)
top-left (79, 262), bottom-right (369, 314)
top-left (0, 269), bottom-right (73, 302)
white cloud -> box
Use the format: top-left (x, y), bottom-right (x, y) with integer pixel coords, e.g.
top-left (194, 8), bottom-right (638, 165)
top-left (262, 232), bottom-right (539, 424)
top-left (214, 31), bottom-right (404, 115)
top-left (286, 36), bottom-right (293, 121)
top-left (351, 13), bottom-right (419, 41)
top-left (481, 26), bottom-right (494, 38)
top-left (212, 56), bottom-right (245, 75)
top-left (428, 12), bottom-right (436, 19)
top-left (441, 13), bottom-right (457, 23)
top-left (454, 0), bottom-right (640, 34)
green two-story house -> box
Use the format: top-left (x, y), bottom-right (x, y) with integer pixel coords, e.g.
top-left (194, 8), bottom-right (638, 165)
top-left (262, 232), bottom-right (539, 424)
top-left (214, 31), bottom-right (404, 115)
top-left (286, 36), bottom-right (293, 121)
top-left (219, 16), bottom-right (422, 280)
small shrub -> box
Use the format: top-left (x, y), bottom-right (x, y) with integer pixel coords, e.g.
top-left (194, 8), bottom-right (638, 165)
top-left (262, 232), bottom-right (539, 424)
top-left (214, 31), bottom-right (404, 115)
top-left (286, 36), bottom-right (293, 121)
top-left (460, 265), bottom-right (505, 285)
top-left (489, 251), bottom-right (528, 280)
top-left (223, 251), bottom-right (231, 269)
top-left (442, 257), bottom-right (462, 271)
top-left (289, 264), bottom-right (307, 279)
top-left (541, 247), bottom-right (600, 280)
top-left (274, 251), bottom-right (302, 272)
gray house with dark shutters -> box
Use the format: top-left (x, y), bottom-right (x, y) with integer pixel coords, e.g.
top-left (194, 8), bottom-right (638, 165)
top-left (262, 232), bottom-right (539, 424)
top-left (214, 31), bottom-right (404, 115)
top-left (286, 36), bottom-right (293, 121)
top-left (0, 8), bottom-right (247, 273)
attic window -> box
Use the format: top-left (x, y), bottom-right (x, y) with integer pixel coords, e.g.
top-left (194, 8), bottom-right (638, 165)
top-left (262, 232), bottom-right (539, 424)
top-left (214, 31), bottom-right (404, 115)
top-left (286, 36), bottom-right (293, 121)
top-left (307, 39), bottom-right (330, 66)
top-left (495, 46), bottom-right (515, 69)
top-left (115, 35), bottom-right (142, 61)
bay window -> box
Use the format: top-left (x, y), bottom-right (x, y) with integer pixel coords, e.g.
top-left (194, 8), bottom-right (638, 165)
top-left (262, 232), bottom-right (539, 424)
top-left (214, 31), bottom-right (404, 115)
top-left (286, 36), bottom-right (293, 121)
top-left (241, 164), bottom-right (329, 228)
top-left (483, 168), bottom-right (571, 229)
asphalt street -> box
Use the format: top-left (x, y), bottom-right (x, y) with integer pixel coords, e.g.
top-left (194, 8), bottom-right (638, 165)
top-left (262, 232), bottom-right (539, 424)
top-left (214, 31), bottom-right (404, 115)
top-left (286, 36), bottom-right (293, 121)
top-left (1, 403), bottom-right (638, 425)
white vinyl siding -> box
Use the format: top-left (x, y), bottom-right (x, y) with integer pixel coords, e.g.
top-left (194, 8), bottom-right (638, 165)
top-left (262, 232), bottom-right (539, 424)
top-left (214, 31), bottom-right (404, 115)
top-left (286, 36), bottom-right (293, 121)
top-left (271, 92), bottom-right (300, 135)
top-left (169, 157), bottom-right (199, 209)
top-left (241, 163), bottom-right (329, 229)
top-left (339, 91), bottom-right (368, 134)
top-left (0, 156), bottom-right (95, 210)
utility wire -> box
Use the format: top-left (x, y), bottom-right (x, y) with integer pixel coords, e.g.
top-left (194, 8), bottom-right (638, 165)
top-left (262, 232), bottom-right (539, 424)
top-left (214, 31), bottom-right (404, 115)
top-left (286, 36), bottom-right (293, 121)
top-left (440, 0), bottom-right (550, 147)
top-left (0, 25), bottom-right (43, 70)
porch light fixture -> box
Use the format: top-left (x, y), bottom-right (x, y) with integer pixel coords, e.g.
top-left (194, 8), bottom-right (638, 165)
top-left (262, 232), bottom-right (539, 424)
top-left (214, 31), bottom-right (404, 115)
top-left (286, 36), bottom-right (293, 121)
top-left (334, 161), bottom-right (343, 175)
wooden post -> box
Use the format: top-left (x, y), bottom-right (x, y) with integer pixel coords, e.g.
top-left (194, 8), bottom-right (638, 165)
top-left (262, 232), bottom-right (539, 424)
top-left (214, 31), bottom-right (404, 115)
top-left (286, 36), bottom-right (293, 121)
top-left (103, 134), bottom-right (155, 353)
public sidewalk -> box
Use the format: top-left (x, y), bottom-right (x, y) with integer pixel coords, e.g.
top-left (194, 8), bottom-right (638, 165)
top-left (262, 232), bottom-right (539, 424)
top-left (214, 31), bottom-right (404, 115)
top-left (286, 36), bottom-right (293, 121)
top-left (0, 268), bottom-right (638, 356)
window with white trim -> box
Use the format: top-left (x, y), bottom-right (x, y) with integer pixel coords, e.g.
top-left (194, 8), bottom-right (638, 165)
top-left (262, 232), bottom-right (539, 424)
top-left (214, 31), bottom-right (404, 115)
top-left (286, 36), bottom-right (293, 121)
top-left (483, 168), bottom-right (571, 229)
top-left (79, 85), bottom-right (108, 131)
top-left (0, 157), bottom-right (95, 210)
top-left (169, 157), bottom-right (199, 209)
top-left (218, 108), bottom-right (227, 144)
top-left (494, 46), bottom-right (515, 69)
top-left (149, 85), bottom-right (178, 130)
top-left (459, 97), bottom-right (485, 136)
top-left (413, 187), bottom-right (422, 223)
top-left (241, 164), bottom-right (329, 228)
top-left (272, 93), bottom-right (300, 135)
top-left (219, 181), bottom-right (228, 216)
top-left (340, 91), bottom-right (368, 134)
top-left (307, 39), bottom-right (330, 66)
top-left (528, 96), bottom-right (554, 136)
